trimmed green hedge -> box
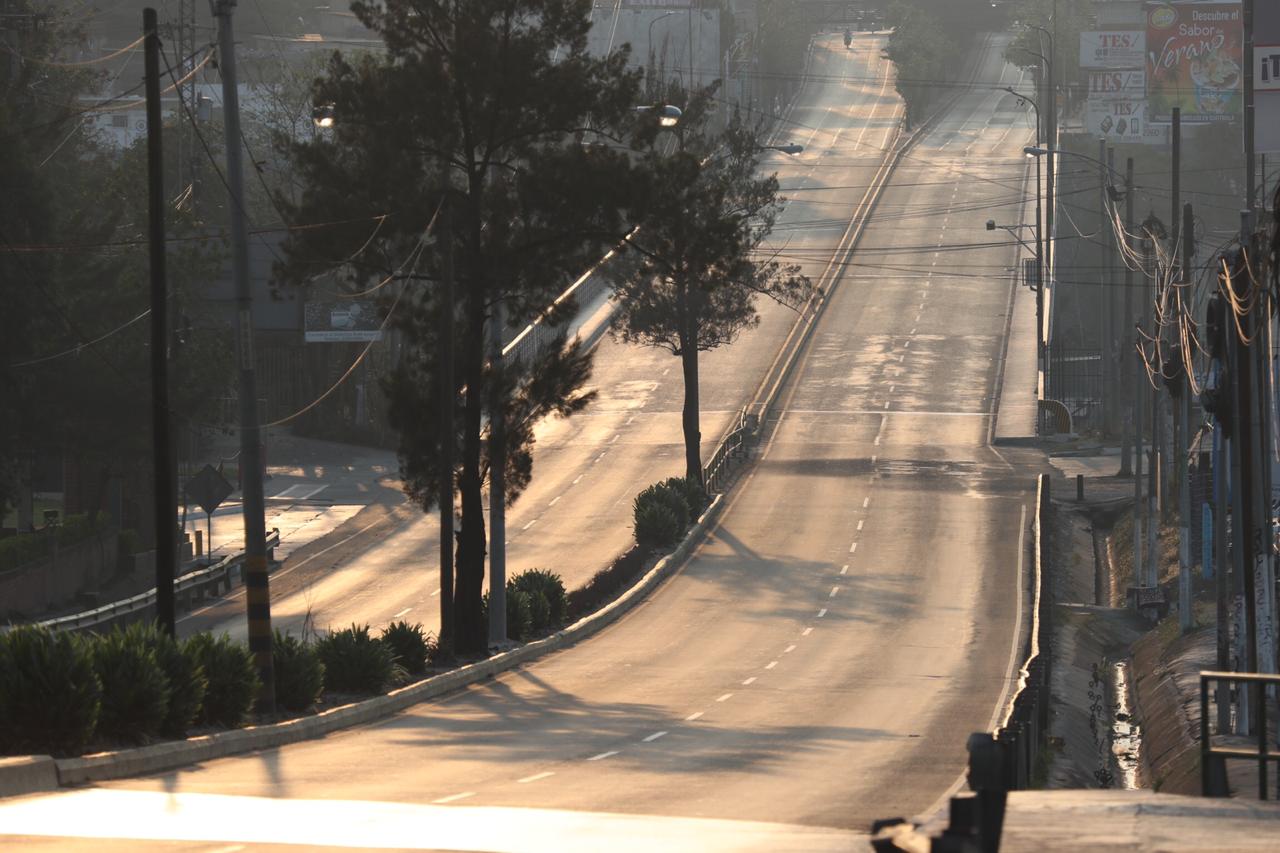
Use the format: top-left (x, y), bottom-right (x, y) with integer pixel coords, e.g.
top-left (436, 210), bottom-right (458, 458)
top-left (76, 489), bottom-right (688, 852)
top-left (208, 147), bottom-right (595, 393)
top-left (0, 625), bottom-right (102, 756)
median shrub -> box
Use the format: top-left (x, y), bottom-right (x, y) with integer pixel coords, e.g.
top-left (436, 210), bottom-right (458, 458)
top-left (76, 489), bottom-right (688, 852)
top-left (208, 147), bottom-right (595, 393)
top-left (272, 630), bottom-right (325, 712)
top-left (316, 624), bottom-right (396, 694)
top-left (662, 476), bottom-right (708, 518)
top-left (379, 621), bottom-right (433, 676)
top-left (0, 625), bottom-right (101, 756)
top-left (634, 500), bottom-right (682, 549)
top-left (155, 630), bottom-right (207, 737)
top-left (186, 633), bottom-right (260, 727)
top-left (481, 586), bottom-right (532, 642)
top-left (511, 569), bottom-right (568, 632)
top-left (91, 624), bottom-right (172, 742)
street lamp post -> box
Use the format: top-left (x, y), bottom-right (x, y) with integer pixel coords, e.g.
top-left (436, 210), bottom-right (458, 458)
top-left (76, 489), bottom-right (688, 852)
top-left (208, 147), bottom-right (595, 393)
top-left (987, 217), bottom-right (1043, 385)
top-left (1006, 88), bottom-right (1045, 364)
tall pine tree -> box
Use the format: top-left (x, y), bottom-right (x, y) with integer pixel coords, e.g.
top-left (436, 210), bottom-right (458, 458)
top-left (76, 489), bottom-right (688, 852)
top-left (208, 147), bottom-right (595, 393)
top-left (277, 0), bottom-right (642, 653)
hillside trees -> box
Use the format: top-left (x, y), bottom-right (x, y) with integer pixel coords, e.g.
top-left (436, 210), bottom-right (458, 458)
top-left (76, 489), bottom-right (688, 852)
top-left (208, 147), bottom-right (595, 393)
top-left (1, 1), bottom-right (232, 529)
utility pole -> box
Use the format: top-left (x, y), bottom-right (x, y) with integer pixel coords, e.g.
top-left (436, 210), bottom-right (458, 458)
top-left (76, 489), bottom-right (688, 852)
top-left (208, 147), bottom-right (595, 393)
top-left (1099, 139), bottom-right (1113, 434)
top-left (487, 299), bottom-right (507, 648)
top-left (1122, 156), bottom-right (1134, 477)
top-left (144, 8), bottom-right (177, 636)
top-left (1144, 233), bottom-right (1159, 591)
top-left (438, 197), bottom-right (455, 655)
top-left (1208, 285), bottom-right (1230, 731)
top-left (1171, 108), bottom-right (1181, 267)
top-left (212, 0), bottom-right (274, 711)
top-left (1178, 203), bottom-right (1193, 632)
top-left (1044, 26), bottom-right (1055, 315)
top-left (1246, 0), bottom-right (1256, 213)
top-left (1230, 215), bottom-right (1255, 734)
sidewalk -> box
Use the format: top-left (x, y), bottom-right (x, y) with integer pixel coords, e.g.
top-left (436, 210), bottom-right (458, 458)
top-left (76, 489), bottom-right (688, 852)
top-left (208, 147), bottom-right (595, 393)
top-left (993, 258), bottom-right (1040, 442)
top-left (182, 432), bottom-right (401, 565)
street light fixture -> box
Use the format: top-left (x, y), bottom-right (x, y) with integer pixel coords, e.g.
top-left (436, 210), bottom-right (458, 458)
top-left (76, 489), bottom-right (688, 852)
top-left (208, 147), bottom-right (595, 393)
top-left (312, 103), bottom-right (335, 129)
top-left (635, 104), bottom-right (684, 128)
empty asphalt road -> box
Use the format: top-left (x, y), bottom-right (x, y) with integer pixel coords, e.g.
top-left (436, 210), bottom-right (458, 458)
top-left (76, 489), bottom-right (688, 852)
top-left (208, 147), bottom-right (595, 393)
top-left (0, 32), bottom-right (1051, 852)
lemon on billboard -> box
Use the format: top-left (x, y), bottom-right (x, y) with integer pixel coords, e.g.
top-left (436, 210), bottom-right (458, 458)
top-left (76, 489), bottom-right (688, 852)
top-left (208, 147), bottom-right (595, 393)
top-left (1146, 1), bottom-right (1243, 124)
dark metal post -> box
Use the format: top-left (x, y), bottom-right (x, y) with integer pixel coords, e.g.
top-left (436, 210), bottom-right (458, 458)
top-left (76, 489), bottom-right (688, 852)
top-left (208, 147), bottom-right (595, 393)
top-left (143, 7), bottom-right (176, 635)
top-left (213, 0), bottom-right (274, 710)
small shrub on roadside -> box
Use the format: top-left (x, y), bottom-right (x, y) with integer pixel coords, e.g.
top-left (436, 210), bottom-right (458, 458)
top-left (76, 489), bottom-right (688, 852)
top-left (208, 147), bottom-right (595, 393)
top-left (634, 482), bottom-right (690, 530)
top-left (316, 624), bottom-right (396, 694)
top-left (91, 623), bottom-right (172, 742)
top-left (379, 621), bottom-right (433, 676)
top-left (155, 630), bottom-right (207, 737)
top-left (0, 625), bottom-right (101, 756)
top-left (634, 500), bottom-right (682, 549)
top-left (481, 587), bottom-right (532, 642)
top-left (662, 476), bottom-right (708, 518)
top-left (272, 630), bottom-right (325, 711)
top-left (511, 569), bottom-right (567, 629)
top-left (186, 633), bottom-right (260, 727)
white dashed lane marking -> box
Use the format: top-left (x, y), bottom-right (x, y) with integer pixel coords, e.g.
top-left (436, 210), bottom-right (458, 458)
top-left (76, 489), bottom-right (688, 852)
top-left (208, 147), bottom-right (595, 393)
top-left (517, 772), bottom-right (555, 784)
top-left (432, 792), bottom-right (475, 804)
top-left (716, 693), bottom-right (734, 702)
top-left (642, 731), bottom-right (668, 743)
top-left (587, 751), bottom-right (618, 762)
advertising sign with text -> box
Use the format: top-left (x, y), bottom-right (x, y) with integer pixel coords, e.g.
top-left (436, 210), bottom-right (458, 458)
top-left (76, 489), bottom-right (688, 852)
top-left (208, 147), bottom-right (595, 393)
top-left (1146, 1), bottom-right (1242, 124)
top-left (1086, 98), bottom-right (1147, 141)
top-left (1088, 69), bottom-right (1147, 99)
top-left (1080, 31), bottom-right (1146, 69)
top-left (304, 301), bottom-right (384, 343)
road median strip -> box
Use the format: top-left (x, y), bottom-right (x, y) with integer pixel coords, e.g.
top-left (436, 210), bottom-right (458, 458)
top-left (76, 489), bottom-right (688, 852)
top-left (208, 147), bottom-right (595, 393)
top-left (0, 493), bottom-right (727, 793)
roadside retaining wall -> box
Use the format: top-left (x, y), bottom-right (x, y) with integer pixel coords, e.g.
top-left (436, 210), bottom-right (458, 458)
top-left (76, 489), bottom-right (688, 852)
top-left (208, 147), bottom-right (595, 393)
top-left (0, 531), bottom-right (118, 619)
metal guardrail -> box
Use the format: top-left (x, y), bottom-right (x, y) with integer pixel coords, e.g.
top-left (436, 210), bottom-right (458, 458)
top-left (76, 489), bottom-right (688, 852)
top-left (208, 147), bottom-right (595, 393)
top-left (1200, 670), bottom-right (1280, 800)
top-left (17, 529), bottom-right (281, 635)
top-left (702, 408), bottom-right (755, 494)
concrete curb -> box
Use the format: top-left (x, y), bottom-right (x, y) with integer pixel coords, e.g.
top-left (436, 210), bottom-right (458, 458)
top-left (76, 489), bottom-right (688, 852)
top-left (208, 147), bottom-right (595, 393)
top-left (0, 757), bottom-right (59, 797)
top-left (43, 495), bottom-right (726, 790)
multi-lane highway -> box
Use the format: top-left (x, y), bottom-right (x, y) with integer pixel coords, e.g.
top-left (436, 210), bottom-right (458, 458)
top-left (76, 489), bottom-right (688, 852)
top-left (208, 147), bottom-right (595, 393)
top-left (1, 31), bottom-right (1049, 851)
top-left (178, 32), bottom-right (904, 643)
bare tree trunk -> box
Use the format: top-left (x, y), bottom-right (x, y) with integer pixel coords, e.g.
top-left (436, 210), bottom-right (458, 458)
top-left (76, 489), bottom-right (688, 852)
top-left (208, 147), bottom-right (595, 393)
top-left (454, 299), bottom-right (488, 654)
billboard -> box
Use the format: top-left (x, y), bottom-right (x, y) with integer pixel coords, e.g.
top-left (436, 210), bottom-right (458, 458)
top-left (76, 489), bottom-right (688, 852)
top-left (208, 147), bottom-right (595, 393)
top-left (304, 301), bottom-right (384, 342)
top-left (1080, 31), bottom-right (1146, 69)
top-left (1085, 98), bottom-right (1147, 142)
top-left (1145, 1), bottom-right (1243, 124)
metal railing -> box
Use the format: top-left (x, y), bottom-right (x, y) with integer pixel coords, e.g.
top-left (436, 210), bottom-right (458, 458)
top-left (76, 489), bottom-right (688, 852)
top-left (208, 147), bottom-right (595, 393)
top-left (15, 529), bottom-right (281, 635)
top-left (702, 408), bottom-right (756, 495)
top-left (1200, 670), bottom-right (1280, 800)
